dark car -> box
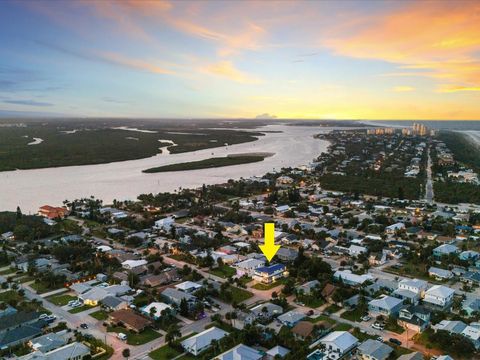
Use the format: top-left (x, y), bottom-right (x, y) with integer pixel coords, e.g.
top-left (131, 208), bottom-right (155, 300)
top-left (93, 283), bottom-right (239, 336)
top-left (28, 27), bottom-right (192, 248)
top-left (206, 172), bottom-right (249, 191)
top-left (80, 323), bottom-right (88, 329)
top-left (389, 338), bottom-right (402, 346)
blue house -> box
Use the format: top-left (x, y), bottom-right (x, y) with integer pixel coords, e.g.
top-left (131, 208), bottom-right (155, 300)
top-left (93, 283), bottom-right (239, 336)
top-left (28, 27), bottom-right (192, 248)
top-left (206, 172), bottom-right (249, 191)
top-left (253, 263), bottom-right (286, 284)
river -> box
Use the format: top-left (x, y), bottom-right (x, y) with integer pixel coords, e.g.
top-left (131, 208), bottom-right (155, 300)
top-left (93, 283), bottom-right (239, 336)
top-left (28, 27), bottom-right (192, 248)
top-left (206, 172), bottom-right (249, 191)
top-left (0, 124), bottom-right (331, 213)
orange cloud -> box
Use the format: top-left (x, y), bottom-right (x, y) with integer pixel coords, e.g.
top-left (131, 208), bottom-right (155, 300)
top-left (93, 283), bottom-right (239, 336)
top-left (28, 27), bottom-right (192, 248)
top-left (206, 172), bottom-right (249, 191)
top-left (201, 61), bottom-right (260, 83)
top-left (98, 52), bottom-right (174, 75)
top-left (324, 1), bottom-right (480, 89)
top-left (437, 85), bottom-right (480, 93)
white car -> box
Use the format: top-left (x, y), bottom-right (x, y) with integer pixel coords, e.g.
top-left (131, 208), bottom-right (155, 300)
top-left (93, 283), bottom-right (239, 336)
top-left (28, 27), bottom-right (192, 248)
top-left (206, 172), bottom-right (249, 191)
top-left (117, 333), bottom-right (127, 341)
top-left (372, 322), bottom-right (384, 330)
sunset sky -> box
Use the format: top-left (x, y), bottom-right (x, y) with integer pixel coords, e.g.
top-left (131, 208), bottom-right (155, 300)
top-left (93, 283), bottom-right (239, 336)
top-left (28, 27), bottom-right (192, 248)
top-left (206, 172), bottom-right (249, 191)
top-left (1, 0), bottom-right (480, 119)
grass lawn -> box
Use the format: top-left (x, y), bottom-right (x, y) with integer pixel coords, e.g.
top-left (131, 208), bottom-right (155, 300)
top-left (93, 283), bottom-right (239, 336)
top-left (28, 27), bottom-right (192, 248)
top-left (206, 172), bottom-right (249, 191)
top-left (303, 297), bottom-right (325, 308)
top-left (236, 276), bottom-right (252, 287)
top-left (0, 290), bottom-right (23, 302)
top-left (209, 265), bottom-right (236, 278)
top-left (251, 278), bottom-right (287, 290)
top-left (333, 323), bottom-right (353, 331)
top-left (219, 286), bottom-right (253, 304)
top-left (384, 262), bottom-right (431, 282)
top-left (90, 310), bottom-right (109, 321)
top-left (341, 308), bottom-right (366, 322)
top-left (307, 314), bottom-right (336, 325)
top-left (149, 345), bottom-right (182, 360)
top-left (324, 304), bottom-right (341, 314)
top-left (168, 254), bottom-right (196, 265)
top-left (69, 304), bottom-right (97, 314)
top-left (30, 281), bottom-right (63, 294)
top-left (17, 276), bottom-right (36, 284)
top-left (107, 326), bottom-right (161, 345)
top-left (385, 321), bottom-right (405, 334)
top-left (47, 294), bottom-right (77, 306)
top-left (352, 328), bottom-right (378, 342)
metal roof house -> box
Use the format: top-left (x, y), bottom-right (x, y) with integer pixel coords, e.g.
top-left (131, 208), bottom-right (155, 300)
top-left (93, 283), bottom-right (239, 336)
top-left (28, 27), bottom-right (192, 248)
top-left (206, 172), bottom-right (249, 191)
top-left (253, 263), bottom-right (287, 284)
top-left (358, 339), bottom-right (393, 360)
top-left (214, 344), bottom-right (263, 360)
top-left (181, 327), bottom-right (228, 356)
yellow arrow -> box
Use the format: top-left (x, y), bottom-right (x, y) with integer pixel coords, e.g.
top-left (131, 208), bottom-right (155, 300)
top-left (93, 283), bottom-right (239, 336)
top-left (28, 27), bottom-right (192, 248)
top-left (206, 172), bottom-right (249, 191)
top-left (259, 223), bottom-right (280, 261)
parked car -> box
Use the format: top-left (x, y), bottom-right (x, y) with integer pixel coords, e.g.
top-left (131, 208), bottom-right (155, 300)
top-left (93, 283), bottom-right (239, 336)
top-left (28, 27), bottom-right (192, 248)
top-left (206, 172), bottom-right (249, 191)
top-left (376, 336), bottom-right (384, 342)
top-left (372, 322), bottom-right (384, 330)
top-left (117, 333), bottom-right (127, 341)
top-left (389, 338), bottom-right (402, 346)
top-left (361, 315), bottom-right (371, 322)
top-left (80, 323), bottom-right (88, 329)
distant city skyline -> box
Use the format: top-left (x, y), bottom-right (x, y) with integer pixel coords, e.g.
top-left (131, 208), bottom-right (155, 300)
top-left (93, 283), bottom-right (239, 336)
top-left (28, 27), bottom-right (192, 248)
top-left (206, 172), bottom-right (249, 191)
top-left (1, 0), bottom-right (480, 120)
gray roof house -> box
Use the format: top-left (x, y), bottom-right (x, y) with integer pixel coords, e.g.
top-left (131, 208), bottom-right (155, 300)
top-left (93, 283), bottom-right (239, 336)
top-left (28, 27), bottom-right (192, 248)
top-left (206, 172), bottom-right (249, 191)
top-left (29, 330), bottom-right (71, 353)
top-left (368, 295), bottom-right (404, 316)
top-left (277, 310), bottom-right (306, 327)
top-left (18, 341), bottom-right (90, 360)
top-left (433, 320), bottom-right (467, 334)
top-left (276, 247), bottom-right (298, 262)
top-left (358, 339), bottom-right (393, 360)
top-left (181, 327), bottom-right (228, 356)
top-left (101, 296), bottom-right (129, 311)
top-left (297, 280), bottom-right (320, 295)
top-left (397, 352), bottom-right (424, 360)
top-left (250, 302), bottom-right (283, 319)
top-left (161, 287), bottom-right (197, 306)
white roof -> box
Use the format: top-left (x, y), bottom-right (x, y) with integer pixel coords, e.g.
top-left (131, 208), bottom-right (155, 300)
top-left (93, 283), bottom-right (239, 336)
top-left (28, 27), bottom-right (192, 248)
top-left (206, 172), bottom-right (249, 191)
top-left (349, 245), bottom-right (367, 253)
top-left (97, 245), bottom-right (112, 252)
top-left (426, 285), bottom-right (455, 298)
top-left (277, 310), bottom-right (305, 324)
top-left (122, 259), bottom-right (147, 269)
top-left (235, 258), bottom-right (265, 270)
top-left (399, 278), bottom-right (427, 289)
top-left (80, 287), bottom-right (109, 302)
top-left (369, 295), bottom-right (403, 310)
top-left (266, 345), bottom-right (290, 357)
top-left (214, 344), bottom-right (263, 360)
top-left (321, 331), bottom-right (359, 353)
top-left (181, 327), bottom-right (228, 354)
top-left (334, 270), bottom-right (374, 284)
top-left (462, 325), bottom-right (480, 341)
top-left (142, 302), bottom-right (171, 315)
top-left (175, 281), bottom-right (202, 291)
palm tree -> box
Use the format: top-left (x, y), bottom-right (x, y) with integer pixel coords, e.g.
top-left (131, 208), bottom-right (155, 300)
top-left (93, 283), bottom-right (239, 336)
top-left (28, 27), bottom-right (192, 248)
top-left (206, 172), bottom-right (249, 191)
top-left (165, 324), bottom-right (181, 345)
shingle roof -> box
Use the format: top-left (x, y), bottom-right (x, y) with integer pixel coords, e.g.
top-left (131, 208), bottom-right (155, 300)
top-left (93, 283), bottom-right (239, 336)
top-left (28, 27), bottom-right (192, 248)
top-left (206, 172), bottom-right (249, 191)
top-left (358, 339), bottom-right (393, 360)
top-left (0, 311), bottom-right (40, 332)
